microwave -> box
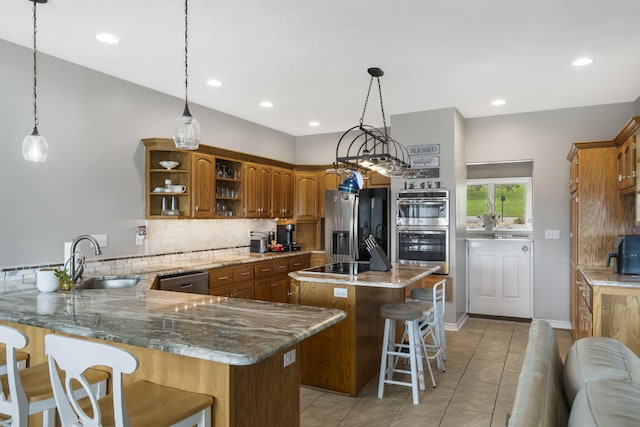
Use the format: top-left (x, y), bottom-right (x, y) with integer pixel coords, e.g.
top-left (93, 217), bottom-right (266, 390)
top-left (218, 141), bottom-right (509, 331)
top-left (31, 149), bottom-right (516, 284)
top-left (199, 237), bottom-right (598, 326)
top-left (396, 189), bottom-right (449, 227)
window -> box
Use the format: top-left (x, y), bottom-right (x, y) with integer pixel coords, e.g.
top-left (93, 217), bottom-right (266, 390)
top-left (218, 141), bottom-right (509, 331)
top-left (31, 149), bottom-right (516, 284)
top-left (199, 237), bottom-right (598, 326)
top-left (466, 177), bottom-right (532, 230)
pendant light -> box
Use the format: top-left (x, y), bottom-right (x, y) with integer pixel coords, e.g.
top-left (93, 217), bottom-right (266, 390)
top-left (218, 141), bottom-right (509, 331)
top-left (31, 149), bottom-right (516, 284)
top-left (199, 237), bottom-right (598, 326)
top-left (173, 0), bottom-right (201, 150)
top-left (22, 0), bottom-right (48, 162)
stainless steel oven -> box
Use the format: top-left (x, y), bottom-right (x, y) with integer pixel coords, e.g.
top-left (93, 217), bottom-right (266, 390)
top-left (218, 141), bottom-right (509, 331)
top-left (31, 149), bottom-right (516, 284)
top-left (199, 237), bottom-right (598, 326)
top-left (397, 227), bottom-right (449, 274)
top-left (396, 189), bottom-right (449, 227)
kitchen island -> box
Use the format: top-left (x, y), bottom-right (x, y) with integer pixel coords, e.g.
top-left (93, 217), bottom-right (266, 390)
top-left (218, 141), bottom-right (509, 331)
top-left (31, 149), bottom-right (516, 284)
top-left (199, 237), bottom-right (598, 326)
top-left (0, 278), bottom-right (345, 427)
top-left (289, 262), bottom-right (441, 396)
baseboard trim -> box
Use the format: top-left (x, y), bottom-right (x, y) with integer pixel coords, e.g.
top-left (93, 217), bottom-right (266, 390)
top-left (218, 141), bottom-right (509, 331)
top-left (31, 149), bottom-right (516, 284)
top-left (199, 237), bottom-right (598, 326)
top-left (445, 313), bottom-right (469, 331)
top-left (534, 318), bottom-right (571, 330)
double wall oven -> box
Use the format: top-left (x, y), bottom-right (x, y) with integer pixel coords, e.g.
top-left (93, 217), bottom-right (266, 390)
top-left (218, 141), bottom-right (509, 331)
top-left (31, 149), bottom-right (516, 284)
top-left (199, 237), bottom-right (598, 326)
top-left (396, 189), bottom-right (449, 274)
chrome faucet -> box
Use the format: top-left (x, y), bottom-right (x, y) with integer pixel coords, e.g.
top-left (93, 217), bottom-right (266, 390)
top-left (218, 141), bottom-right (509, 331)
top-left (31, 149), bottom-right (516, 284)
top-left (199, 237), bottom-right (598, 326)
top-left (69, 235), bottom-right (102, 283)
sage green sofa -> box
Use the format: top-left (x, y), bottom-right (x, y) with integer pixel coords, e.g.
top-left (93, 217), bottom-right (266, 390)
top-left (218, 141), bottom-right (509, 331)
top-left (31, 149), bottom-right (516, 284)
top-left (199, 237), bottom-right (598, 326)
top-left (507, 320), bottom-right (640, 427)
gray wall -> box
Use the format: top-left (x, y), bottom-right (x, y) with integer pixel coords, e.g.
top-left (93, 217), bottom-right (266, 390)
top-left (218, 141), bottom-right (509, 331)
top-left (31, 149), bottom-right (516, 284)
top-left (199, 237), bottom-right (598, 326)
top-left (465, 103), bottom-right (635, 324)
top-left (636, 96), bottom-right (640, 116)
top-left (0, 39), bottom-right (295, 268)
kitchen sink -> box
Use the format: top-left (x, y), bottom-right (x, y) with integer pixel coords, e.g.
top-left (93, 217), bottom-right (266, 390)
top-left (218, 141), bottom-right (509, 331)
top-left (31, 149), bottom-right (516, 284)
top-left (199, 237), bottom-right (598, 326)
top-left (76, 276), bottom-right (140, 290)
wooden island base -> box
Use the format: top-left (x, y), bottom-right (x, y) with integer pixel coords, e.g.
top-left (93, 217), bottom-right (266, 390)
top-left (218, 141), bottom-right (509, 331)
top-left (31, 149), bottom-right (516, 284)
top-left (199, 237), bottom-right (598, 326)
top-left (4, 321), bottom-right (300, 427)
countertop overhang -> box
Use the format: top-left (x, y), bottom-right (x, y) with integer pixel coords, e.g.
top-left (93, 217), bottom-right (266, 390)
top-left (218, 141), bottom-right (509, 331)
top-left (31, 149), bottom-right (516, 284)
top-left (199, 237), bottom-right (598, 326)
top-left (0, 251), bottom-right (346, 366)
top-left (578, 266), bottom-right (640, 288)
top-left (289, 263), bottom-right (441, 287)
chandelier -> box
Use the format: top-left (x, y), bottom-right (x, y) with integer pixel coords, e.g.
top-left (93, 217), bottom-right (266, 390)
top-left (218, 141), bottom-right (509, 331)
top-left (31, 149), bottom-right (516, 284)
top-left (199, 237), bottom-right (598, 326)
top-left (334, 67), bottom-right (411, 177)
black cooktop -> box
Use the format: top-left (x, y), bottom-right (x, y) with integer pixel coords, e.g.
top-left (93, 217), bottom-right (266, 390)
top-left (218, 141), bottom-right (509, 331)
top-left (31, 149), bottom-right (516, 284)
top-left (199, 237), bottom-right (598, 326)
top-left (305, 262), bottom-right (370, 275)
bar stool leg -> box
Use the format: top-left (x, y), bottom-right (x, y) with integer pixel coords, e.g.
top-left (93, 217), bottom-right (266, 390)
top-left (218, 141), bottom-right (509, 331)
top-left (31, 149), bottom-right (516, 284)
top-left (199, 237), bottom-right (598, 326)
top-left (406, 320), bottom-right (420, 405)
top-left (377, 318), bottom-right (392, 399)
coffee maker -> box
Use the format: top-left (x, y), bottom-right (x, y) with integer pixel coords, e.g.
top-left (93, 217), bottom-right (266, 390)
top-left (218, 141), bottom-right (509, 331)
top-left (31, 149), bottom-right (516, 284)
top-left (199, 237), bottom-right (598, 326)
top-left (276, 224), bottom-right (301, 251)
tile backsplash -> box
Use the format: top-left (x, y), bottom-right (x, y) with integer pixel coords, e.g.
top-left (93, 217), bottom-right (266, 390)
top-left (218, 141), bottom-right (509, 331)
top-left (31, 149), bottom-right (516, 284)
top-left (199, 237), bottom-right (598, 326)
top-left (2, 218), bottom-right (277, 282)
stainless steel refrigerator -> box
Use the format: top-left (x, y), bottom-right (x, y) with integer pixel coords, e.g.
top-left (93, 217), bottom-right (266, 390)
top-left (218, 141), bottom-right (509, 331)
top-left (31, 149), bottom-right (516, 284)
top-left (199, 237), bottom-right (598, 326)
top-left (325, 188), bottom-right (389, 264)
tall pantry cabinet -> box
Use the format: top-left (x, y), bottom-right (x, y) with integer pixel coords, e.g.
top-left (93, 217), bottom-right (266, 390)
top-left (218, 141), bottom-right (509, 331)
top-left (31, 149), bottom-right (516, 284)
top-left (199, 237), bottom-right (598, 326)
top-left (568, 139), bottom-right (636, 339)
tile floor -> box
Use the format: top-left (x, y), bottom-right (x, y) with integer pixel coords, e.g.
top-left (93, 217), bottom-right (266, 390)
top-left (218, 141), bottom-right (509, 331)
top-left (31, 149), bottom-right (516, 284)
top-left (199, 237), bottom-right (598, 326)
top-left (300, 317), bottom-right (574, 427)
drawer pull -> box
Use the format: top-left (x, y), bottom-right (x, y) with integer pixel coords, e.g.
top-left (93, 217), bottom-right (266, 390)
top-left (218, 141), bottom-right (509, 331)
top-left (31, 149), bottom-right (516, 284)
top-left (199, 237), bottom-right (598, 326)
top-left (240, 272), bottom-right (250, 276)
top-left (261, 268), bottom-right (271, 272)
top-left (218, 276), bottom-right (229, 280)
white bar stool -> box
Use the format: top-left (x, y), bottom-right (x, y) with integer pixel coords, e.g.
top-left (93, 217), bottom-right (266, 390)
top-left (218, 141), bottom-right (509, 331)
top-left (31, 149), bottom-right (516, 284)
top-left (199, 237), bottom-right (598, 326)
top-left (377, 302), bottom-right (436, 405)
top-left (45, 334), bottom-right (214, 427)
top-left (411, 279), bottom-right (447, 366)
top-left (0, 325), bottom-right (108, 427)
top-left (0, 350), bottom-right (29, 374)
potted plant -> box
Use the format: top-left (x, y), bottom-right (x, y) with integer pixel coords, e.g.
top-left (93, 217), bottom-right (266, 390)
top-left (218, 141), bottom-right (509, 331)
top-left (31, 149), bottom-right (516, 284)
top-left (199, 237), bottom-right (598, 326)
top-left (54, 268), bottom-right (73, 291)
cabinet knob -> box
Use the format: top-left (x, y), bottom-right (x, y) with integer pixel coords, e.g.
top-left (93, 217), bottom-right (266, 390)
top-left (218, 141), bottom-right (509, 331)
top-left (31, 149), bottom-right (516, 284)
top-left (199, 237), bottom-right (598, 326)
top-left (194, 205), bottom-right (199, 212)
top-left (521, 246), bottom-right (529, 252)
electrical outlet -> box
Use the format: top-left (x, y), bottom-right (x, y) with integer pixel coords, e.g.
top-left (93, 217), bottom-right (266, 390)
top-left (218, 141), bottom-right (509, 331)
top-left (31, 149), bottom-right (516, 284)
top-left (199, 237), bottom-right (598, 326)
top-left (544, 230), bottom-right (560, 240)
top-left (333, 288), bottom-right (348, 298)
top-left (91, 234), bottom-right (108, 248)
top-left (283, 349), bottom-right (296, 367)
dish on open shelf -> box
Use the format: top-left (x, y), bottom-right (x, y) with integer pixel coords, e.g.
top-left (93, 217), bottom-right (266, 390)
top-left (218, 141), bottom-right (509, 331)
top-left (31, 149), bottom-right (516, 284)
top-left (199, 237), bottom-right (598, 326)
top-left (159, 160), bottom-right (180, 170)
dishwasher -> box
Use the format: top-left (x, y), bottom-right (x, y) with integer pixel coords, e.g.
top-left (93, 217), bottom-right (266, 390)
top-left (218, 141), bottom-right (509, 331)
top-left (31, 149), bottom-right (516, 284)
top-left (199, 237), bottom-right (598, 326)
top-left (158, 271), bottom-right (209, 294)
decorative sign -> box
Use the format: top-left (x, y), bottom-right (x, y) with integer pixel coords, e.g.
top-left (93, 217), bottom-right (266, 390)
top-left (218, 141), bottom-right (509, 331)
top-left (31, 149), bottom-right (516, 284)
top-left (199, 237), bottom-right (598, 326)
top-left (408, 144), bottom-right (440, 170)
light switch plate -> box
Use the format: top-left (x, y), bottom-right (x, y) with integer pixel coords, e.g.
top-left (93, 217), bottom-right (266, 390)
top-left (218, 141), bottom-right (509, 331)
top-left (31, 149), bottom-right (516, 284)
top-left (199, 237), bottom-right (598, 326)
top-left (544, 229), bottom-right (560, 240)
top-left (333, 288), bottom-right (348, 298)
top-left (283, 349), bottom-right (296, 367)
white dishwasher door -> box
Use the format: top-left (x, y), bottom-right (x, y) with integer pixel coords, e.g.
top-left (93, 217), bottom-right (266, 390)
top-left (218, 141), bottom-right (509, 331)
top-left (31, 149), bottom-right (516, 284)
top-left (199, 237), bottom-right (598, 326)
top-left (467, 239), bottom-right (533, 318)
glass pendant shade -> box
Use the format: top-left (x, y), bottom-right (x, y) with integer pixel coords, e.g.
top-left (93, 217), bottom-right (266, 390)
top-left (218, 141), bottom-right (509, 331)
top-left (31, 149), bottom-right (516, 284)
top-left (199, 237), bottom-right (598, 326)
top-left (173, 103), bottom-right (200, 150)
top-left (22, 127), bottom-right (48, 162)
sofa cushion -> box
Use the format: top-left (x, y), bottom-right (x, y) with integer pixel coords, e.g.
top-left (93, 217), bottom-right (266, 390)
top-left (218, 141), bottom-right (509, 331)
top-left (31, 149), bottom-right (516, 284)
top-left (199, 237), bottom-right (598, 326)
top-left (563, 337), bottom-right (640, 405)
top-left (508, 320), bottom-right (569, 427)
top-left (568, 380), bottom-right (640, 427)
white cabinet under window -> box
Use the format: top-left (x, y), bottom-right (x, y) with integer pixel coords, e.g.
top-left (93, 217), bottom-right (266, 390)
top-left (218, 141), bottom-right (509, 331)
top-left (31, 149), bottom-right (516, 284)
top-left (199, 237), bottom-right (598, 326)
top-left (467, 238), bottom-right (533, 318)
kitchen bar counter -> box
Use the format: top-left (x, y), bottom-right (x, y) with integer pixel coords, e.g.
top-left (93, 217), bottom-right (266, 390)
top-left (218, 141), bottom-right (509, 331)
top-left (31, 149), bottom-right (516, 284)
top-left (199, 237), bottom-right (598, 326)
top-left (290, 263), bottom-right (441, 396)
top-left (0, 260), bottom-right (346, 427)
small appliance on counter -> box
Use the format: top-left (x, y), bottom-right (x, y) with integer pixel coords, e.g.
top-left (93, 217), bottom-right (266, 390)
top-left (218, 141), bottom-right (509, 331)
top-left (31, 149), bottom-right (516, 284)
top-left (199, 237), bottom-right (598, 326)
top-left (276, 224), bottom-right (301, 251)
top-left (606, 235), bottom-right (640, 274)
top-left (250, 231), bottom-right (268, 253)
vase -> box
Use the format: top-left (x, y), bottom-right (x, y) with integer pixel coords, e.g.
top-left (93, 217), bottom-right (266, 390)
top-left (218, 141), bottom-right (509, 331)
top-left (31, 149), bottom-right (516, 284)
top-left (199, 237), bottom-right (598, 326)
top-left (36, 268), bottom-right (59, 292)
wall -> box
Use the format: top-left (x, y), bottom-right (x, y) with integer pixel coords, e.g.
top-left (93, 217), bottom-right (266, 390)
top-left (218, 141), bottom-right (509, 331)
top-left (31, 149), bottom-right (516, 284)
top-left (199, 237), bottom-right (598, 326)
top-left (636, 95), bottom-right (640, 116)
top-left (0, 39), bottom-right (295, 269)
top-left (465, 103), bottom-right (635, 324)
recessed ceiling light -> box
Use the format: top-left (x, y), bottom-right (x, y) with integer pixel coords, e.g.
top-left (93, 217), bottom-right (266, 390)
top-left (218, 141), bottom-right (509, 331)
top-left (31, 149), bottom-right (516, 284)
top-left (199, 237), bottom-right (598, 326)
top-left (572, 57), bottom-right (594, 67)
top-left (94, 33), bottom-right (120, 45)
top-left (206, 79), bottom-right (223, 87)
top-left (260, 101), bottom-right (274, 108)
top-left (309, 121), bottom-right (320, 127)
top-left (491, 99), bottom-right (506, 106)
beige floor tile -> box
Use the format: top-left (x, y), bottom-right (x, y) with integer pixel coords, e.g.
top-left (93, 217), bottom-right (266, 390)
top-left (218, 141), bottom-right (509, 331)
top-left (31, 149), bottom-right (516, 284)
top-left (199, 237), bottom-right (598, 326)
top-left (439, 407), bottom-right (492, 427)
top-left (503, 352), bottom-right (525, 374)
top-left (337, 397), bottom-right (399, 427)
top-left (448, 378), bottom-right (499, 414)
top-left (447, 332), bottom-right (483, 348)
top-left (497, 371), bottom-right (520, 398)
top-left (508, 337), bottom-right (528, 354)
top-left (460, 358), bottom-right (505, 385)
top-left (301, 393), bottom-right (358, 427)
top-left (491, 395), bottom-right (514, 427)
top-left (471, 344), bottom-right (508, 363)
top-left (389, 386), bottom-right (455, 426)
top-left (301, 387), bottom-right (324, 412)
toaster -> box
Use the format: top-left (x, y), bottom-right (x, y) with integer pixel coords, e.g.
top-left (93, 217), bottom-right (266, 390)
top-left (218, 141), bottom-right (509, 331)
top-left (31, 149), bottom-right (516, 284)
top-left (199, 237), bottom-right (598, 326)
top-left (606, 235), bottom-right (640, 274)
top-left (250, 238), bottom-right (267, 254)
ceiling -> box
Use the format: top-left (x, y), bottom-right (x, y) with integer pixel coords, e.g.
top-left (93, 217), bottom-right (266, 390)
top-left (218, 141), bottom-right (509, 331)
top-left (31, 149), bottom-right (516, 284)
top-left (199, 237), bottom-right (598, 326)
top-left (2, 0), bottom-right (640, 136)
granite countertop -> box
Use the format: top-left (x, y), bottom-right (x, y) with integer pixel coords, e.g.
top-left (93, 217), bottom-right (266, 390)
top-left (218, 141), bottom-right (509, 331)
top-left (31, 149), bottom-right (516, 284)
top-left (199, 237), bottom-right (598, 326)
top-left (0, 250), bottom-right (346, 366)
top-left (578, 266), bottom-right (640, 288)
top-left (289, 263), bottom-right (441, 287)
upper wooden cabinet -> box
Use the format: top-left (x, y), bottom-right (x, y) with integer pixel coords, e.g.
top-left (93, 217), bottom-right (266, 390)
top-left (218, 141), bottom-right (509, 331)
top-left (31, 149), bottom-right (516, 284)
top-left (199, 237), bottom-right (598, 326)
top-left (245, 162), bottom-right (272, 218)
top-left (362, 171), bottom-right (391, 189)
top-left (214, 158), bottom-right (243, 217)
top-left (144, 142), bottom-right (192, 218)
top-left (294, 172), bottom-right (320, 221)
top-left (192, 153), bottom-right (216, 218)
top-left (272, 167), bottom-right (294, 218)
top-left (616, 135), bottom-right (636, 193)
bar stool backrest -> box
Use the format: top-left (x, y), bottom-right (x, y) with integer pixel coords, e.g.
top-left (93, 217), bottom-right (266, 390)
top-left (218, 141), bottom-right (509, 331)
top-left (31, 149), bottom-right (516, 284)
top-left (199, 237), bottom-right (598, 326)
top-left (0, 325), bottom-right (29, 426)
top-left (45, 334), bottom-right (138, 427)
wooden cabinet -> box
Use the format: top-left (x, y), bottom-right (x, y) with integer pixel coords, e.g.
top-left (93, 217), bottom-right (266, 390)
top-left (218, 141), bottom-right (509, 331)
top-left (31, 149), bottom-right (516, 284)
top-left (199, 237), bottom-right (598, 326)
top-left (254, 259), bottom-right (289, 303)
top-left (144, 140), bottom-right (192, 218)
top-left (569, 155), bottom-right (578, 194)
top-left (192, 153), bottom-right (216, 218)
top-left (272, 167), bottom-right (294, 218)
top-left (567, 139), bottom-right (635, 338)
top-left (616, 135), bottom-right (636, 193)
top-left (362, 171), bottom-right (390, 189)
top-left (575, 271), bottom-right (592, 339)
top-left (245, 162), bottom-right (272, 218)
top-left (214, 158), bottom-right (243, 217)
top-left (294, 172), bottom-right (320, 221)
top-left (289, 253), bottom-right (311, 271)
